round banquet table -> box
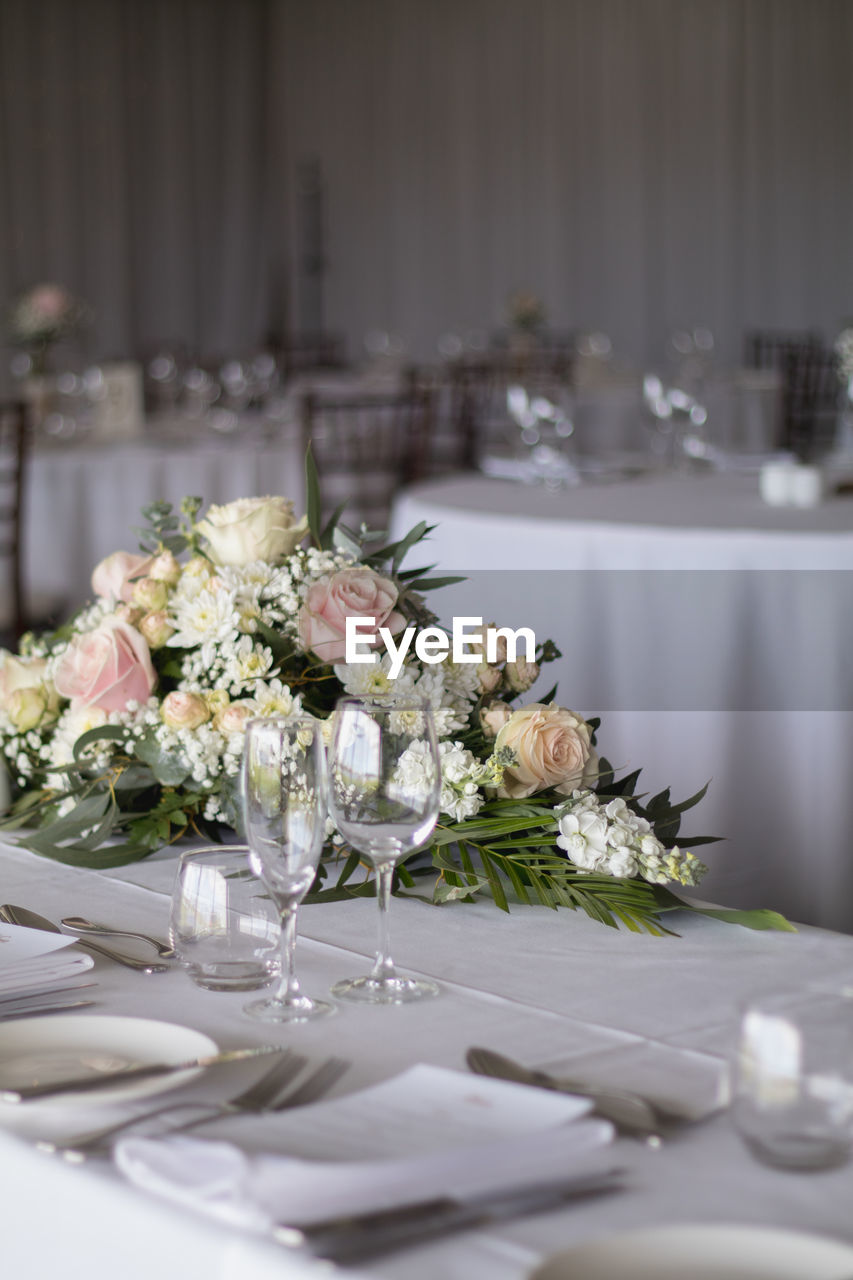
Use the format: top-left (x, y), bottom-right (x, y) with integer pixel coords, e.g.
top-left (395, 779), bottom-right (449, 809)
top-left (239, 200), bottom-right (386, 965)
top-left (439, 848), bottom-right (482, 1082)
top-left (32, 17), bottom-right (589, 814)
top-left (390, 471), bottom-right (853, 932)
top-left (23, 423), bottom-right (306, 608)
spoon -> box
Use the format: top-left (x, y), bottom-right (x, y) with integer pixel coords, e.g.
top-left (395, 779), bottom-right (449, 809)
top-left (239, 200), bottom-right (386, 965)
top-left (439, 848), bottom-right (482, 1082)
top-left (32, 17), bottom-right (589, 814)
top-left (466, 1046), bottom-right (665, 1136)
top-left (60, 917), bottom-right (176, 960)
top-left (0, 904), bottom-right (169, 973)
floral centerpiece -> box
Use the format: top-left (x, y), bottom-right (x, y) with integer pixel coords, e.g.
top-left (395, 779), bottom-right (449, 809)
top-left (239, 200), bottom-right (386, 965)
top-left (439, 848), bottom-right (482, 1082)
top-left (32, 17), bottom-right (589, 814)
top-left (0, 464), bottom-right (792, 935)
top-left (7, 282), bottom-right (89, 376)
top-left (506, 290), bottom-right (546, 335)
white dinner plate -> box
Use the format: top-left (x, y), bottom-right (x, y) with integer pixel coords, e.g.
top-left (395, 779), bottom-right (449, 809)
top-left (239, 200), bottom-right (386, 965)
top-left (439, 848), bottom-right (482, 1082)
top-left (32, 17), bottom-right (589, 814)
top-left (531, 1224), bottom-right (853, 1280)
top-left (0, 1015), bottom-right (217, 1108)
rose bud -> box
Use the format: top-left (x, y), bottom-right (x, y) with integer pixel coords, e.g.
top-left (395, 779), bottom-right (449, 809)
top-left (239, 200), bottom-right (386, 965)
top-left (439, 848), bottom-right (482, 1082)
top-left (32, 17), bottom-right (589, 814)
top-left (504, 657), bottom-right (540, 693)
top-left (479, 700), bottom-right (513, 738)
top-left (148, 550), bottom-right (181, 586)
top-left (213, 700), bottom-right (255, 734)
top-left (138, 610), bottom-right (175, 650)
top-left (476, 661), bottom-right (503, 695)
top-left (161, 690), bottom-right (210, 730)
top-left (204, 689), bottom-right (230, 716)
top-left (131, 577), bottom-right (169, 613)
top-left (114, 603), bottom-right (144, 628)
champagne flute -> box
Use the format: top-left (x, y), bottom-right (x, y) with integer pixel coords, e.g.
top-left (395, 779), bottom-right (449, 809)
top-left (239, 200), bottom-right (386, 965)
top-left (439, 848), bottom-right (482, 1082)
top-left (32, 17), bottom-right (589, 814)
top-left (328, 696), bottom-right (441, 1004)
top-left (241, 715), bottom-right (335, 1022)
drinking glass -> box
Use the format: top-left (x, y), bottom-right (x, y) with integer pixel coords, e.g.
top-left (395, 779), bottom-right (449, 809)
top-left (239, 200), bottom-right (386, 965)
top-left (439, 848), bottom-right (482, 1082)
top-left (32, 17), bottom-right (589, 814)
top-left (170, 846), bottom-right (280, 990)
top-left (732, 987), bottom-right (853, 1170)
top-left (241, 716), bottom-right (334, 1022)
top-left (328, 697), bottom-right (441, 1004)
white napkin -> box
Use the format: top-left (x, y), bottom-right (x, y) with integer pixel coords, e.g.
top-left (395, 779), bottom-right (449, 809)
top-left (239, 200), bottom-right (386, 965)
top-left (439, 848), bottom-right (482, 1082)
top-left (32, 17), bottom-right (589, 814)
top-left (115, 1063), bottom-right (615, 1233)
top-left (115, 1120), bottom-right (615, 1234)
top-left (0, 924), bottom-right (94, 1001)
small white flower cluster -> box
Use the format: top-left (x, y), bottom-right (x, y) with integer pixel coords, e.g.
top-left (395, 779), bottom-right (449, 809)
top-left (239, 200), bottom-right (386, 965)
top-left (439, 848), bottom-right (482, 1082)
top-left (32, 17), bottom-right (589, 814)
top-left (394, 738), bottom-right (496, 823)
top-left (334, 653), bottom-right (480, 737)
top-left (554, 793), bottom-right (706, 887)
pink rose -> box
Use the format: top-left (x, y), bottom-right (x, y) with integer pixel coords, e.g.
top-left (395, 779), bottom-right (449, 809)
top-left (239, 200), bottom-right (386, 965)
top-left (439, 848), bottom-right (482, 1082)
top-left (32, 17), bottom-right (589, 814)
top-left (54, 618), bottom-right (157, 712)
top-left (91, 551), bottom-right (152, 603)
top-left (297, 567), bottom-right (405, 663)
top-left (161, 690), bottom-right (209, 730)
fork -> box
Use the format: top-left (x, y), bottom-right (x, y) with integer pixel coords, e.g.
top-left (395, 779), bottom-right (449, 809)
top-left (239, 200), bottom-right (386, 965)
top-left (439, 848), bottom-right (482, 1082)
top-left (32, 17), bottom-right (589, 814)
top-left (51, 1054), bottom-right (349, 1160)
top-left (41, 1050), bottom-right (308, 1159)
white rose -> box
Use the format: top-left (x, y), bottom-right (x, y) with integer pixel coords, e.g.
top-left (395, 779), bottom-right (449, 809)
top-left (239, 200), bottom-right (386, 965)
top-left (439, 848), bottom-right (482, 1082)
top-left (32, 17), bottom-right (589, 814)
top-left (196, 497), bottom-right (308, 567)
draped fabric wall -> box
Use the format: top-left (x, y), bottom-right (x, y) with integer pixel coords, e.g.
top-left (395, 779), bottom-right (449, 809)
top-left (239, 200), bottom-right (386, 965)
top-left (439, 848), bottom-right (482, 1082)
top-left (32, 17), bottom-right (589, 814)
top-left (1, 0), bottom-right (851, 371)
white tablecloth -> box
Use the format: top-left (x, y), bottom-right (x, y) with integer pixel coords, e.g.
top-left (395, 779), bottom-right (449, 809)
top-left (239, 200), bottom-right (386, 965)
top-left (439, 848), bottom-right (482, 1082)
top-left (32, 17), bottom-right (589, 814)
top-left (24, 425), bottom-right (306, 608)
top-left (390, 473), bottom-right (853, 931)
top-left (4, 841), bottom-right (853, 1280)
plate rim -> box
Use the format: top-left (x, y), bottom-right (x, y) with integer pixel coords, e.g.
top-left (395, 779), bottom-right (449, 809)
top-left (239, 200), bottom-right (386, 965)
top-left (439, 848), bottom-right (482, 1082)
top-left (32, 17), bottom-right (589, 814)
top-left (530, 1221), bottom-right (853, 1279)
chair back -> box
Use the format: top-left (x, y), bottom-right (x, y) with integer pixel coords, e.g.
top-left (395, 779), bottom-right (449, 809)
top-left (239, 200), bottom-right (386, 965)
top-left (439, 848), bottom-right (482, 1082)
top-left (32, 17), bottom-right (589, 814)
top-left (782, 345), bottom-right (840, 459)
top-left (744, 329), bottom-right (823, 371)
top-left (446, 349), bottom-right (574, 464)
top-left (301, 383), bottom-right (433, 529)
top-left (0, 402), bottom-right (28, 641)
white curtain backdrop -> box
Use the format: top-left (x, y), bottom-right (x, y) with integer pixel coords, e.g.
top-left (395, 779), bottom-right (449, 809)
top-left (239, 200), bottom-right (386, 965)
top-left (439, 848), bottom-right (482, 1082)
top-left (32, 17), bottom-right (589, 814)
top-left (1, 0), bottom-right (851, 368)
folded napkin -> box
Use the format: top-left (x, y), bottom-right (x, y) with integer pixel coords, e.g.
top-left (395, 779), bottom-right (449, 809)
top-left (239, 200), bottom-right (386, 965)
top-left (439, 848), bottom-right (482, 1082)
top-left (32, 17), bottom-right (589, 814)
top-left (0, 924), bottom-right (94, 1002)
top-left (115, 1119), bottom-right (615, 1234)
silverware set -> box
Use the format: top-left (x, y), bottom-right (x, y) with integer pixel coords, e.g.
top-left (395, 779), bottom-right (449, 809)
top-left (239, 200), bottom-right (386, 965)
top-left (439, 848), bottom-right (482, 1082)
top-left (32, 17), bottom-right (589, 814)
top-left (0, 904), bottom-right (172, 973)
top-left (41, 1051), bottom-right (350, 1160)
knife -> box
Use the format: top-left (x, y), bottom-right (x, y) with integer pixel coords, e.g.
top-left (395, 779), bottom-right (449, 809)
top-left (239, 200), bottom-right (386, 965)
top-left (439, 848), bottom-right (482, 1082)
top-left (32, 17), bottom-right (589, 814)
top-left (0, 904), bottom-right (169, 974)
top-left (276, 1167), bottom-right (626, 1264)
top-left (1, 1044), bottom-right (286, 1103)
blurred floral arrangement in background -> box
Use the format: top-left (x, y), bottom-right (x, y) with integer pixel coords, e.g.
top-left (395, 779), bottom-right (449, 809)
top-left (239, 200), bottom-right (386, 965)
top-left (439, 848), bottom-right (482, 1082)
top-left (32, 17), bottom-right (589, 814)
top-left (0, 461), bottom-right (791, 935)
top-left (7, 282), bottom-right (90, 376)
top-left (506, 290), bottom-right (546, 335)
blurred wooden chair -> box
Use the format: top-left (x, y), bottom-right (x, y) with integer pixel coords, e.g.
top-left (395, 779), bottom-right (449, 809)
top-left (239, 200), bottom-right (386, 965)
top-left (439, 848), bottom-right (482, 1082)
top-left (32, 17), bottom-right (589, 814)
top-left (301, 381), bottom-right (433, 529)
top-left (0, 401), bottom-right (29, 645)
top-left (279, 333), bottom-right (347, 381)
top-left (443, 348), bottom-right (575, 466)
top-left (781, 345), bottom-right (840, 459)
top-left (744, 329), bottom-right (823, 371)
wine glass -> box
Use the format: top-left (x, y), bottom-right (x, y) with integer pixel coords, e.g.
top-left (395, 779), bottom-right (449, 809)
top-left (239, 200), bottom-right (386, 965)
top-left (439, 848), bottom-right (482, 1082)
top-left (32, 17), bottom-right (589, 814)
top-left (328, 697), bottom-right (441, 1004)
top-left (241, 715), bottom-right (335, 1022)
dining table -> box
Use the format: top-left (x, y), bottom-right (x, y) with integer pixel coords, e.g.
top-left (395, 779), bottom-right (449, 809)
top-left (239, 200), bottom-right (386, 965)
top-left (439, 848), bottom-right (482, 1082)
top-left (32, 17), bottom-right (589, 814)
top-left (4, 835), bottom-right (853, 1280)
top-left (390, 469), bottom-right (853, 932)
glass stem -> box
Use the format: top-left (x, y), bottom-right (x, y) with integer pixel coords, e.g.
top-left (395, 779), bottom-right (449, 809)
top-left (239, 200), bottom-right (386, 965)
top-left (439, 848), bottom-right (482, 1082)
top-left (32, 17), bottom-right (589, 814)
top-left (276, 905), bottom-right (301, 1003)
top-left (371, 858), bottom-right (397, 984)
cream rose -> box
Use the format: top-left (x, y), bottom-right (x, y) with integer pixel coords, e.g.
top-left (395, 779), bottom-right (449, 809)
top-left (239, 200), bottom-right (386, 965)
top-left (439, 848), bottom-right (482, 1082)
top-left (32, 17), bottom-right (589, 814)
top-left (148, 550), bottom-right (181, 585)
top-left (161, 690), bottom-right (209, 730)
top-left (91, 551), bottom-right (152, 603)
top-left (495, 702), bottom-right (594, 799)
top-left (8, 687), bottom-right (49, 733)
top-left (0, 652), bottom-right (49, 710)
top-left (53, 619), bottom-right (157, 712)
top-left (297, 567), bottom-right (405, 664)
top-left (195, 497), bottom-right (308, 567)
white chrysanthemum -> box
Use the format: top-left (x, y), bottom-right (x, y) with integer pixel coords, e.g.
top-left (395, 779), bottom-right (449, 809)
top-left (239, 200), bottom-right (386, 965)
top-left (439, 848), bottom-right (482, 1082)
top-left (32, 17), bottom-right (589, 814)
top-left (168, 586), bottom-right (238, 653)
top-left (222, 635), bottom-right (274, 691)
top-left (252, 677), bottom-right (297, 718)
top-left (554, 792), bottom-right (705, 886)
top-left (334, 653), bottom-right (418, 700)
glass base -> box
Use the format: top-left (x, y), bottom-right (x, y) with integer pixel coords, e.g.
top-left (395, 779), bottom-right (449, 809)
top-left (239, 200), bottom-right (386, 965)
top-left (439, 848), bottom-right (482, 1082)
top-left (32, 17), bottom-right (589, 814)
top-left (742, 1131), bottom-right (851, 1172)
top-left (244, 993), bottom-right (336, 1023)
top-left (330, 973), bottom-right (440, 1005)
top-left (188, 961), bottom-right (276, 992)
